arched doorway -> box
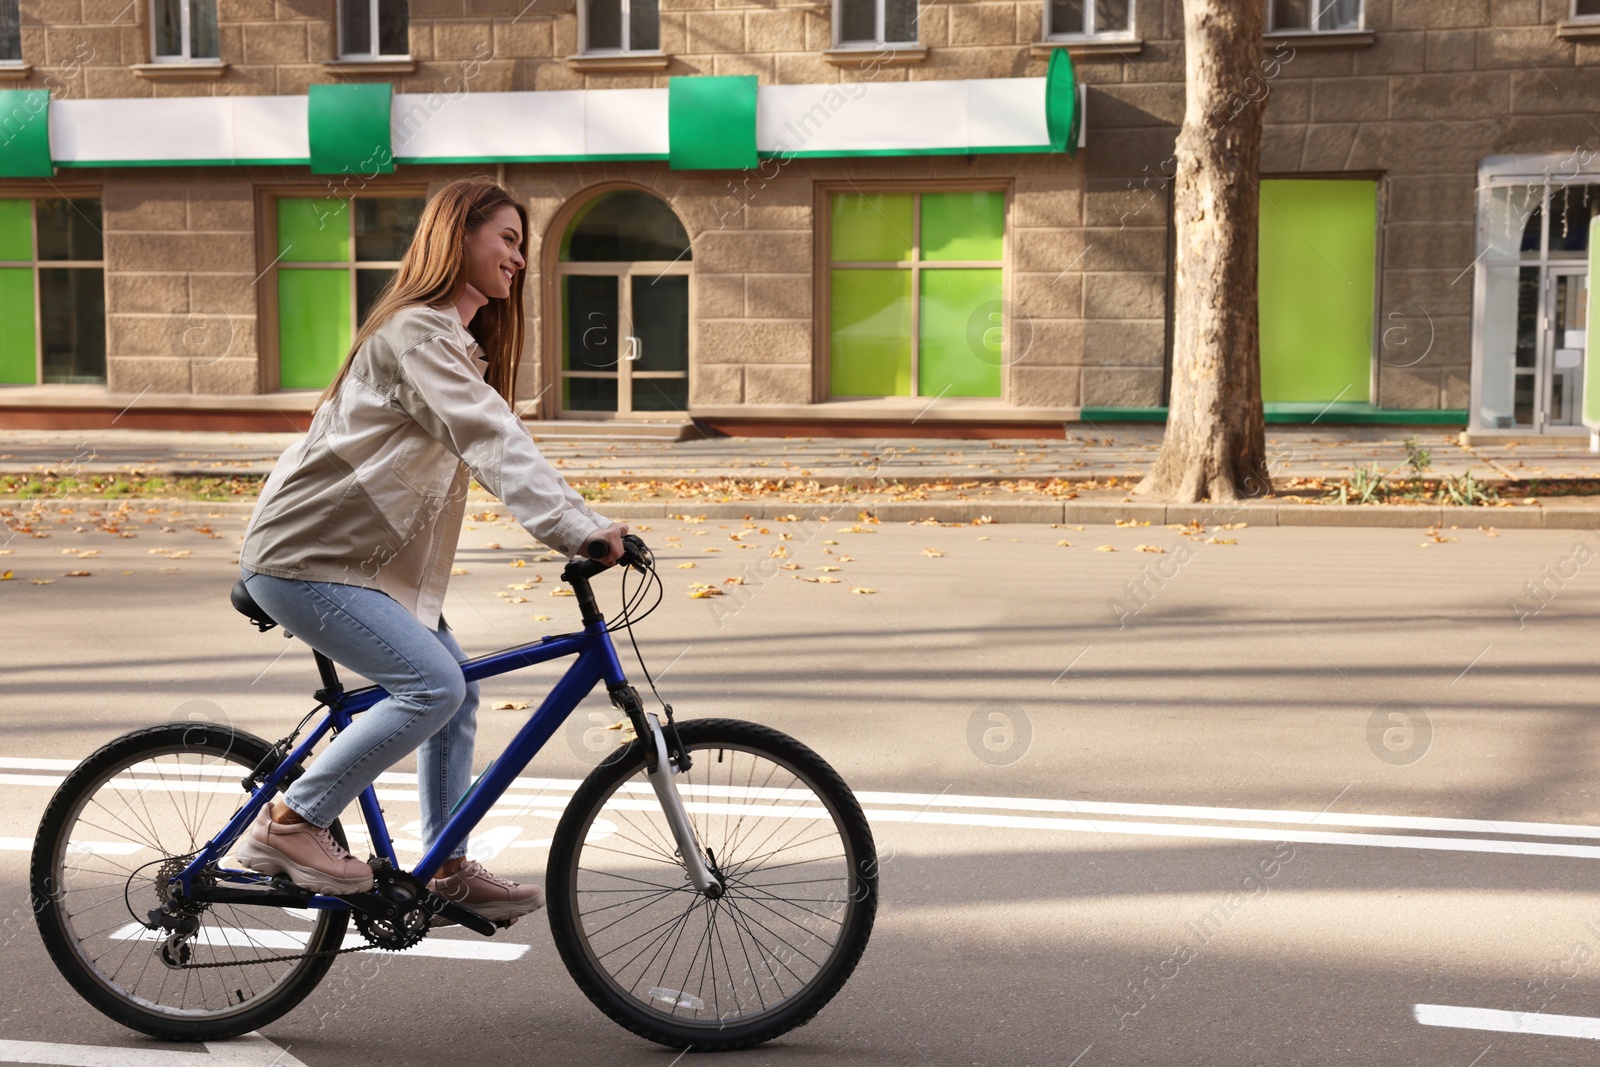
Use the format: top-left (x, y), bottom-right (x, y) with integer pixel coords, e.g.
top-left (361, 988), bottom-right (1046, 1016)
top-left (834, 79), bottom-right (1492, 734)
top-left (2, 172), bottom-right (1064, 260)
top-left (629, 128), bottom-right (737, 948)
top-left (552, 189), bottom-right (691, 417)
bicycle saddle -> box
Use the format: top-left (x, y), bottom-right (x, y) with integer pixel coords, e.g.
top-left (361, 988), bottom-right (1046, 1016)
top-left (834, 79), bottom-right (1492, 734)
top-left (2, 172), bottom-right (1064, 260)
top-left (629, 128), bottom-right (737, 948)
top-left (229, 579), bottom-right (279, 633)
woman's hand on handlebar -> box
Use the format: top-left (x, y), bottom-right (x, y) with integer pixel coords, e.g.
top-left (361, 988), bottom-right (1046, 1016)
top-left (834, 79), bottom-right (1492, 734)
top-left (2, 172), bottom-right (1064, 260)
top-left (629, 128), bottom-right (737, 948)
top-left (583, 522), bottom-right (631, 566)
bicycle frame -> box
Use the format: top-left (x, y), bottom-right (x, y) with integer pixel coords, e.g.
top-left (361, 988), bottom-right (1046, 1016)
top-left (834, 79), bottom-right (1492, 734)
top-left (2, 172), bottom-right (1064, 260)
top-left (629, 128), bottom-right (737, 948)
top-left (172, 616), bottom-right (631, 909)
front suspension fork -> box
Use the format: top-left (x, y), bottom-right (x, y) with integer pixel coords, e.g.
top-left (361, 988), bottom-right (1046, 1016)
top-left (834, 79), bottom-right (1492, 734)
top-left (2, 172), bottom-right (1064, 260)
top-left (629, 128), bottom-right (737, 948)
top-left (610, 684), bottom-right (722, 899)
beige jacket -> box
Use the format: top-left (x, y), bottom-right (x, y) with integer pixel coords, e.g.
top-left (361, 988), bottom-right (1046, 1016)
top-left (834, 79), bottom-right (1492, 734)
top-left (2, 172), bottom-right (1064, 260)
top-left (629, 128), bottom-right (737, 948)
top-left (240, 303), bottom-right (610, 626)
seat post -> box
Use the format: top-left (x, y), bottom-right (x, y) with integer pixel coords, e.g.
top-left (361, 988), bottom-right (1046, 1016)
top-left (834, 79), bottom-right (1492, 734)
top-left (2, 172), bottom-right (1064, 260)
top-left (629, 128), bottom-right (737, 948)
top-left (312, 652), bottom-right (343, 705)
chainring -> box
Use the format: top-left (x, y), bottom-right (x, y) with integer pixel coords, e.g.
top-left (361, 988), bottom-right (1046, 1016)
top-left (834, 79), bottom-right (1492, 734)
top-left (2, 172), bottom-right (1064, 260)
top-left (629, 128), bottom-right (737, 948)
top-left (354, 907), bottom-right (430, 951)
top-left (353, 866), bottom-right (432, 951)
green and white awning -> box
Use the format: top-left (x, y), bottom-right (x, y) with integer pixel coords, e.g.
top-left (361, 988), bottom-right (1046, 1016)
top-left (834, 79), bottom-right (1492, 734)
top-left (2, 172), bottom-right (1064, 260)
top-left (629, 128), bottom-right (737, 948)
top-left (7, 51), bottom-right (1078, 174)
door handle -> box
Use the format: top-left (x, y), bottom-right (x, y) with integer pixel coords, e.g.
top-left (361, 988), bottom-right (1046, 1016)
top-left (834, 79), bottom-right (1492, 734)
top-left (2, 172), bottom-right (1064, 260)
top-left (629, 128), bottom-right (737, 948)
top-left (625, 336), bottom-right (643, 362)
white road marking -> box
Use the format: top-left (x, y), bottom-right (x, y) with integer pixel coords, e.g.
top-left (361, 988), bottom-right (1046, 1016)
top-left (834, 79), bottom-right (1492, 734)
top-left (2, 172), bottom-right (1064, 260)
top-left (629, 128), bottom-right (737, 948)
top-left (0, 1032), bottom-right (307, 1066)
top-left (0, 837), bottom-right (140, 855)
top-left (1414, 1003), bottom-right (1600, 1041)
top-left (107, 922), bottom-right (529, 961)
top-left (10, 756), bottom-right (1600, 859)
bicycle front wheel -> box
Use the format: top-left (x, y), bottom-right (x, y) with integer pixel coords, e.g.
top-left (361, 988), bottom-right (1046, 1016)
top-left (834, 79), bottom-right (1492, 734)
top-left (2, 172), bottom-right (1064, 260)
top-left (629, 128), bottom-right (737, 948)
top-left (30, 723), bottom-right (349, 1041)
top-left (546, 718), bottom-right (877, 1050)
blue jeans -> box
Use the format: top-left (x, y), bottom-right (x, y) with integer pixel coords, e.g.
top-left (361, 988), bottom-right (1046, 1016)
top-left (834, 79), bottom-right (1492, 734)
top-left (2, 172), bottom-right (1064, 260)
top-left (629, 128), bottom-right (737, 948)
top-left (240, 571), bottom-right (478, 860)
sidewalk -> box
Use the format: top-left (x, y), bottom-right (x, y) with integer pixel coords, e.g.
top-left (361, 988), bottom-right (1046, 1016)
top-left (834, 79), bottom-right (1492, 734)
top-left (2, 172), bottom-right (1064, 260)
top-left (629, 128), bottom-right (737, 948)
top-left (3, 426), bottom-right (1599, 528)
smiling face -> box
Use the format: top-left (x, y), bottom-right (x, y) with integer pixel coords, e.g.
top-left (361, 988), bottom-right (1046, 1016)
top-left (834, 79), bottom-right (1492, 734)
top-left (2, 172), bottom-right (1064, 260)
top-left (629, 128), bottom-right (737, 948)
top-left (463, 203), bottom-right (527, 301)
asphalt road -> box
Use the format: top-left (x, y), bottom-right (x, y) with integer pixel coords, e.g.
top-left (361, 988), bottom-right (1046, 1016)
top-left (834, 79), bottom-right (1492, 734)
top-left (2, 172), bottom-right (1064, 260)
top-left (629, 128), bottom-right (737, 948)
top-left (3, 505), bottom-right (1600, 1065)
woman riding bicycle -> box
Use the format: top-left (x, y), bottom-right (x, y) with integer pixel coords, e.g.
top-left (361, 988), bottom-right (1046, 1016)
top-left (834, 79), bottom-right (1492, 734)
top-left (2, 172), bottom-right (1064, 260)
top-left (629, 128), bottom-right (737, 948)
top-left (234, 178), bottom-right (627, 920)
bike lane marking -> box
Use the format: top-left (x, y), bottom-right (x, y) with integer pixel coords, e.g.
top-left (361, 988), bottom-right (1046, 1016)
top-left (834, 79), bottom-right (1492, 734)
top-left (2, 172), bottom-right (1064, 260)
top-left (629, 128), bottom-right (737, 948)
top-left (9, 758), bottom-right (1600, 859)
top-left (0, 1031), bottom-right (307, 1066)
top-left (1414, 1003), bottom-right (1600, 1041)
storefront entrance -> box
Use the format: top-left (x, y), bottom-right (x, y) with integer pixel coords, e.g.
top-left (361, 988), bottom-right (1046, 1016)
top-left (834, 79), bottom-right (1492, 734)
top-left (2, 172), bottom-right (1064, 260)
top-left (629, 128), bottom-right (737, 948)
top-left (554, 190), bottom-right (691, 417)
top-left (1518, 265), bottom-right (1590, 430)
top-left (1474, 164), bottom-right (1597, 434)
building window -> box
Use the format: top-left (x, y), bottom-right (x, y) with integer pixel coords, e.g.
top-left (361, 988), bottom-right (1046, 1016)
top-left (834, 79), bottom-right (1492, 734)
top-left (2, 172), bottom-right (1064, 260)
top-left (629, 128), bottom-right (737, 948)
top-left (273, 195), bottom-right (424, 390)
top-left (151, 0), bottom-right (219, 61)
top-left (583, 0), bottom-right (660, 52)
top-left (339, 0), bottom-right (409, 60)
top-left (0, 199), bottom-right (106, 386)
top-left (827, 190), bottom-right (1006, 399)
top-left (1575, 0), bottom-right (1600, 17)
top-left (836, 0), bottom-right (918, 47)
top-left (1256, 179), bottom-right (1376, 405)
top-left (1046, 0), bottom-right (1132, 40)
top-left (0, 0), bottom-right (21, 64)
top-left (1268, 0), bottom-right (1361, 33)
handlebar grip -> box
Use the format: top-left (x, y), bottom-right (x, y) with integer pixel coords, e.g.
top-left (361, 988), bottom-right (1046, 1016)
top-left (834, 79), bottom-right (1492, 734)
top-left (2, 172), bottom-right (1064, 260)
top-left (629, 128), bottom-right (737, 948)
top-left (586, 538), bottom-right (608, 561)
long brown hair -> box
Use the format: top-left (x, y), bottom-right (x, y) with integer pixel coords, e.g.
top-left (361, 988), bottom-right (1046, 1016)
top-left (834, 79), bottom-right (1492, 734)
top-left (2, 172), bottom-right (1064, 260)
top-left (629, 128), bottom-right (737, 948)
top-left (319, 178), bottom-right (528, 407)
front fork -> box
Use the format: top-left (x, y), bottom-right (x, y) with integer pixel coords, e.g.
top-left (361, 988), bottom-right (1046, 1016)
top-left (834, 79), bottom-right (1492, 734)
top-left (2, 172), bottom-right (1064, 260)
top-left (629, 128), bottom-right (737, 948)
top-left (610, 683), bottom-right (723, 899)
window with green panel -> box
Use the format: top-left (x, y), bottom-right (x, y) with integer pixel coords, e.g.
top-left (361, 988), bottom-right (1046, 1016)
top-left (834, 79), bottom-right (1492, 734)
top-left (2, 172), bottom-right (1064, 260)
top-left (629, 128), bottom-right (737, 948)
top-left (0, 197), bottom-right (105, 386)
top-left (828, 190), bottom-right (1006, 399)
top-left (275, 194), bottom-right (423, 390)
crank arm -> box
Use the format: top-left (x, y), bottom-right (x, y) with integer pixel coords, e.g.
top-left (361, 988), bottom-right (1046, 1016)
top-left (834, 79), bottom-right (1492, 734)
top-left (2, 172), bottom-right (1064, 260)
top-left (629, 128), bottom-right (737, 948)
top-left (642, 713), bottom-right (722, 898)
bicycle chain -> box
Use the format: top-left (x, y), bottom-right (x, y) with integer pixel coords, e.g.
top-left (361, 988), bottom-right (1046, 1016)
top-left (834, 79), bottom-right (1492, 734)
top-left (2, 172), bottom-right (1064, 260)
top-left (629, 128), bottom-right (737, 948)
top-left (173, 871), bottom-right (433, 968)
top-left (176, 938), bottom-right (384, 970)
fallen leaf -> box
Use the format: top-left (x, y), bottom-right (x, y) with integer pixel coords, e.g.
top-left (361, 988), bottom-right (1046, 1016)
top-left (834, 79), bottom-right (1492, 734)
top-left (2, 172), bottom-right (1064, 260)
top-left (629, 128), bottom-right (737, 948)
top-left (850, 587), bottom-right (877, 594)
top-left (921, 548), bottom-right (945, 557)
top-left (29, 578), bottom-right (53, 584)
top-left (972, 516), bottom-right (994, 526)
top-left (797, 575), bottom-right (821, 583)
top-left (677, 562), bottom-right (696, 569)
top-left (723, 577), bottom-right (745, 585)
top-left (817, 576), bottom-right (841, 583)
top-left (822, 540), bottom-right (840, 545)
top-left (491, 700), bottom-right (529, 711)
top-left (504, 596), bottom-right (529, 604)
top-left (1096, 545), bottom-right (1116, 552)
top-left (779, 562), bottom-right (801, 570)
top-left (511, 559), bottom-right (527, 567)
top-left (818, 565), bottom-right (841, 572)
top-left (1056, 539), bottom-right (1072, 547)
top-left (688, 587), bottom-right (725, 598)
top-left (0, 570), bottom-right (11, 580)
top-left (1206, 537), bottom-right (1238, 545)
top-left (550, 588), bottom-right (575, 597)
top-left (64, 570), bottom-right (91, 577)
top-left (1134, 545), bottom-right (1166, 554)
top-left (450, 568), bottom-right (471, 575)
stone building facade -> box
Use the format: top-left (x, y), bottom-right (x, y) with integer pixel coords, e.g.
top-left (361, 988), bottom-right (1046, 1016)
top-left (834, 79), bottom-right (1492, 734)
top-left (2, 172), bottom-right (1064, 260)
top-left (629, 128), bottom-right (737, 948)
top-left (0, 0), bottom-right (1597, 436)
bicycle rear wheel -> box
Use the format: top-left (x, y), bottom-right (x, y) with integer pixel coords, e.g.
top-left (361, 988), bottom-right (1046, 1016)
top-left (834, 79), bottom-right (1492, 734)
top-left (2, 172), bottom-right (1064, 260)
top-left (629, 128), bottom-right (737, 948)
top-left (31, 723), bottom-right (349, 1041)
top-left (546, 718), bottom-right (877, 1050)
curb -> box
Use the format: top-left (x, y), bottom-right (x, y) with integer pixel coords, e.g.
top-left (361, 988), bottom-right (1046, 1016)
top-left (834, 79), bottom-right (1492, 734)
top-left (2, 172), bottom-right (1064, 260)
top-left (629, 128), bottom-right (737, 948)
top-left (4, 498), bottom-right (1596, 529)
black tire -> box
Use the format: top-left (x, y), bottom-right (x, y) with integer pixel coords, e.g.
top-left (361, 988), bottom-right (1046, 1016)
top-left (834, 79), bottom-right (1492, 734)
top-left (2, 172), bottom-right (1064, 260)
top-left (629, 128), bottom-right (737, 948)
top-left (547, 718), bottom-right (877, 1051)
top-left (30, 723), bottom-right (349, 1041)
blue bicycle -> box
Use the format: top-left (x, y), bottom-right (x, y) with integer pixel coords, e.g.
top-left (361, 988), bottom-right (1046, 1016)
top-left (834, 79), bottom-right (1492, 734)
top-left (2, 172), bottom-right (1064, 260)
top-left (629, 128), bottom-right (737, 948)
top-left (30, 535), bottom-right (878, 1051)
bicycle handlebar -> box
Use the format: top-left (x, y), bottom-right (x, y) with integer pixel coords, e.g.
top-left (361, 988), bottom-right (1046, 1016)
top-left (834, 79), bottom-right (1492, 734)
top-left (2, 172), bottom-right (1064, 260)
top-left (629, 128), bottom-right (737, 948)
top-left (578, 532), bottom-right (652, 573)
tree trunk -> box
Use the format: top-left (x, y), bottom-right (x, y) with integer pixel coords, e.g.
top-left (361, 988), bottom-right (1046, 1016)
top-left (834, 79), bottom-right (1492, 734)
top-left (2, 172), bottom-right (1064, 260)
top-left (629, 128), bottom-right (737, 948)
top-left (1134, 0), bottom-right (1269, 504)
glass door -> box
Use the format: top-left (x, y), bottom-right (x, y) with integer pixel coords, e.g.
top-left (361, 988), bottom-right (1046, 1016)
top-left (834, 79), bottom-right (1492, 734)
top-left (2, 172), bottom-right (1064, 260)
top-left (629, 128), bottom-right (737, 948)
top-left (561, 269), bottom-right (689, 415)
top-left (562, 271), bottom-right (624, 413)
top-left (1541, 266), bottom-right (1589, 429)
top-left (628, 272), bottom-right (688, 412)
